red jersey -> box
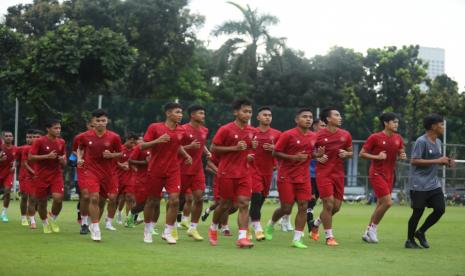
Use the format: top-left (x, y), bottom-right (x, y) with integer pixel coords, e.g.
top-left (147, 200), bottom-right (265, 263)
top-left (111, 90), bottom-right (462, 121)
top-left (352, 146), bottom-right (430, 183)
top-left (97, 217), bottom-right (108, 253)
top-left (180, 123), bottom-right (208, 175)
top-left (117, 144), bottom-right (134, 182)
top-left (0, 144), bottom-right (17, 179)
top-left (212, 122), bottom-right (255, 179)
top-left (363, 131), bottom-right (403, 177)
top-left (251, 127), bottom-right (281, 176)
top-left (130, 144), bottom-right (151, 177)
top-left (315, 128), bottom-right (352, 175)
top-left (75, 130), bottom-right (122, 178)
top-left (29, 136), bottom-right (66, 181)
top-left (18, 145), bottom-right (31, 179)
top-left (143, 122), bottom-right (187, 176)
top-left (274, 128), bottom-right (316, 181)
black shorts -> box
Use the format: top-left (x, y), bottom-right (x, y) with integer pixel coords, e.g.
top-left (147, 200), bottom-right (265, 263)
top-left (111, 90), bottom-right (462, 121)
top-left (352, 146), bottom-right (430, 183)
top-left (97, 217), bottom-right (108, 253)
top-left (410, 188), bottom-right (445, 209)
top-left (311, 177), bottom-right (319, 199)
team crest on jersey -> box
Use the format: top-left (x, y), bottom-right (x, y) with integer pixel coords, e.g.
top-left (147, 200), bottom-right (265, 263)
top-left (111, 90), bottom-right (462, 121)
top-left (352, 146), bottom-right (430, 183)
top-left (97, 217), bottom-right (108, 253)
top-left (177, 134), bottom-right (183, 140)
top-left (89, 141), bottom-right (93, 145)
top-left (382, 141), bottom-right (386, 145)
top-left (46, 146), bottom-right (50, 150)
top-left (324, 138), bottom-right (328, 142)
top-left (340, 136), bottom-right (346, 142)
top-left (189, 134), bottom-right (193, 138)
top-left (394, 140), bottom-right (400, 146)
top-left (234, 134), bottom-right (238, 139)
top-left (248, 133), bottom-right (254, 139)
top-left (429, 149), bottom-right (433, 154)
top-left (297, 140), bottom-right (301, 144)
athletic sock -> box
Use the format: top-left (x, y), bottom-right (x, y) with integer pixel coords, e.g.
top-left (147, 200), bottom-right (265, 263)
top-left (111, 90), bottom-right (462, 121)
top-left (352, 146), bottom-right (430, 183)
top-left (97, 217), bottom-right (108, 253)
top-left (144, 222), bottom-right (152, 233)
top-left (324, 228), bottom-right (334, 239)
top-left (210, 223), bottom-right (219, 231)
top-left (30, 216), bottom-right (36, 224)
top-left (221, 224), bottom-right (230, 231)
top-left (42, 218), bottom-right (49, 225)
top-left (164, 224), bottom-right (174, 235)
top-left (267, 219), bottom-right (276, 227)
top-left (21, 215), bottom-right (27, 220)
top-left (1, 207), bottom-right (7, 216)
top-left (50, 213), bottom-right (57, 221)
top-left (252, 221), bottom-right (263, 232)
top-left (181, 215), bottom-right (189, 223)
top-left (293, 230), bottom-right (304, 241)
top-left (369, 223), bottom-right (377, 232)
top-left (81, 215), bottom-right (89, 226)
top-left (238, 229), bottom-right (247, 239)
top-left (189, 222), bottom-right (198, 231)
top-left (313, 217), bottom-right (322, 227)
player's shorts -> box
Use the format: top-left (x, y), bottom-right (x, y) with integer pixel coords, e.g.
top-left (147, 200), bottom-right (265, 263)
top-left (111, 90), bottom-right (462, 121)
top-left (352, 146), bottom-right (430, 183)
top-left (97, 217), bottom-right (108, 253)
top-left (277, 176), bottom-right (311, 204)
top-left (79, 169), bottom-right (119, 198)
top-left (410, 187), bottom-right (445, 210)
top-left (251, 173), bottom-right (273, 198)
top-left (135, 178), bottom-right (148, 205)
top-left (218, 176), bottom-right (252, 201)
top-left (118, 173), bottom-right (135, 195)
top-left (19, 176), bottom-right (32, 194)
top-left (181, 172), bottom-right (206, 194)
top-left (146, 171), bottom-right (181, 198)
top-left (369, 173), bottom-right (394, 198)
top-left (316, 174), bottom-right (344, 200)
top-left (32, 174), bottom-right (64, 199)
top-left (0, 173), bottom-right (14, 189)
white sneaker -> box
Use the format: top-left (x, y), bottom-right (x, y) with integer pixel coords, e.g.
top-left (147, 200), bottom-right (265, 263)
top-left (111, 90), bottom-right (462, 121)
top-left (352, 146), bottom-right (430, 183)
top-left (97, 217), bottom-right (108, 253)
top-left (286, 222), bottom-right (294, 231)
top-left (144, 231), bottom-right (153, 243)
top-left (105, 223), bottom-right (117, 231)
top-left (162, 233), bottom-right (177, 244)
top-left (362, 231), bottom-right (373, 243)
top-left (367, 229), bottom-right (378, 243)
top-left (89, 224), bottom-right (102, 242)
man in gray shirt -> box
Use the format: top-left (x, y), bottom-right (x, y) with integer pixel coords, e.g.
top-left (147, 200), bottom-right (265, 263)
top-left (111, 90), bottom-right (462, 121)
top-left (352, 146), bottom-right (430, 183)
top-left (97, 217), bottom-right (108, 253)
top-left (405, 114), bottom-right (455, 249)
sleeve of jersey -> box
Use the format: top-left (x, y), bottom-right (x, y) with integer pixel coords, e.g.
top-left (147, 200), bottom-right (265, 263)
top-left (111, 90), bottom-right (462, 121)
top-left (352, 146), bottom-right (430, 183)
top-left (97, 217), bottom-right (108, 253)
top-left (363, 135), bottom-right (375, 152)
top-left (411, 139), bottom-right (425, 159)
top-left (399, 136), bottom-right (405, 150)
top-left (29, 139), bottom-right (40, 155)
top-left (62, 140), bottom-right (67, 157)
top-left (21, 148), bottom-right (29, 161)
top-left (113, 135), bottom-right (122, 152)
top-left (212, 127), bottom-right (226, 146)
top-left (345, 132), bottom-right (353, 149)
top-left (274, 132), bottom-right (288, 153)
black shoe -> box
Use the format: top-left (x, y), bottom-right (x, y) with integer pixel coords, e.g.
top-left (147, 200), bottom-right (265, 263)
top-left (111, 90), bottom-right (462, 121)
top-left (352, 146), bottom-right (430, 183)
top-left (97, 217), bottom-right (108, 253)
top-left (201, 211), bottom-right (210, 222)
top-left (405, 239), bottom-right (422, 249)
top-left (80, 224), bottom-right (89, 235)
top-left (77, 211), bottom-right (81, 222)
top-left (414, 231), bottom-right (430, 248)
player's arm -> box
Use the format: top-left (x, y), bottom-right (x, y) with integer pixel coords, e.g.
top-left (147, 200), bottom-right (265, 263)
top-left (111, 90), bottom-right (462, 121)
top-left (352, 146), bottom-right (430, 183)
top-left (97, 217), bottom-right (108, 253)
top-left (398, 148), bottom-right (407, 160)
top-left (141, 134), bottom-right (170, 150)
top-left (29, 150), bottom-right (58, 161)
top-left (179, 146), bottom-right (192, 165)
top-left (273, 150), bottom-right (308, 162)
top-left (359, 148), bottom-right (386, 160)
top-left (23, 160), bottom-right (35, 175)
top-left (411, 157), bottom-right (451, 166)
top-left (203, 145), bottom-right (212, 159)
top-left (128, 158), bottom-right (147, 166)
top-left (183, 139), bottom-right (200, 150)
top-left (339, 146), bottom-right (353, 159)
top-left (211, 142), bottom-right (247, 153)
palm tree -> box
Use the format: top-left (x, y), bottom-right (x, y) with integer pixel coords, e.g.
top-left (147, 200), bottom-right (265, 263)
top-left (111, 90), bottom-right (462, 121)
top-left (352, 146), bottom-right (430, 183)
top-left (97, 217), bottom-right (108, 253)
top-left (212, 1), bottom-right (286, 82)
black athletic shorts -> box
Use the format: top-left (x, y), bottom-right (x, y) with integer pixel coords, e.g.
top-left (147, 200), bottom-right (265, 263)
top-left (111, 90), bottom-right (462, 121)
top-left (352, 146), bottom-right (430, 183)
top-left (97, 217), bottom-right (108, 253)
top-left (410, 187), bottom-right (445, 209)
top-left (311, 177), bottom-right (319, 199)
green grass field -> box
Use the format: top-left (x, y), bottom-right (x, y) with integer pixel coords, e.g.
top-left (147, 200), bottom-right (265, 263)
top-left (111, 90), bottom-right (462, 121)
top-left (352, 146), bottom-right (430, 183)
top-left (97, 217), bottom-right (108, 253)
top-left (0, 201), bottom-right (464, 276)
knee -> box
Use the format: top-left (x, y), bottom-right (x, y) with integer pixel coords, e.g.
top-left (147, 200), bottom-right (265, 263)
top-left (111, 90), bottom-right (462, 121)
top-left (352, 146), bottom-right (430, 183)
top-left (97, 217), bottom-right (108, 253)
top-left (281, 204), bottom-right (292, 215)
top-left (385, 199), bottom-right (393, 209)
top-left (169, 197), bottom-right (180, 207)
top-left (54, 195), bottom-right (63, 204)
top-left (89, 194), bottom-right (99, 205)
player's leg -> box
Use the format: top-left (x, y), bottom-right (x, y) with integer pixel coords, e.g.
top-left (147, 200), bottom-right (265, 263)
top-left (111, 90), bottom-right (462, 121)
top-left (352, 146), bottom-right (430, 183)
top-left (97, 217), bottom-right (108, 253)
top-left (27, 193), bottom-right (37, 229)
top-left (36, 195), bottom-right (51, 234)
top-left (104, 193), bottom-right (118, 230)
top-left (116, 193), bottom-right (125, 225)
top-left (143, 196), bottom-right (156, 243)
top-left (266, 178), bottom-right (293, 240)
top-left (1, 186), bottom-right (11, 222)
top-left (88, 191), bottom-right (102, 241)
top-left (49, 192), bottom-right (63, 233)
top-left (209, 198), bottom-right (232, 245)
top-left (20, 192), bottom-right (29, 226)
top-left (124, 192), bottom-right (136, 227)
top-left (415, 190), bottom-right (445, 248)
top-left (79, 189), bottom-right (90, 234)
top-left (292, 200), bottom-right (308, 248)
top-left (187, 189), bottom-right (204, 240)
top-left (162, 191), bottom-right (180, 244)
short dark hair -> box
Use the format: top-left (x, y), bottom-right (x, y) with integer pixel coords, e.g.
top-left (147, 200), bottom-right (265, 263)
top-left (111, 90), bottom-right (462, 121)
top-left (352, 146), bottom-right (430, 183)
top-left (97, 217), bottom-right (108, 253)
top-left (45, 119), bottom-right (61, 128)
top-left (296, 108), bottom-right (312, 116)
top-left (379, 112), bottom-right (399, 129)
top-left (125, 131), bottom-right (139, 141)
top-left (1, 130), bottom-right (12, 136)
top-left (33, 129), bottom-right (44, 135)
top-left (258, 106), bottom-right (272, 113)
top-left (320, 107), bottom-right (337, 124)
top-left (187, 105), bottom-right (205, 117)
top-left (311, 118), bottom-right (321, 129)
top-left (164, 102), bottom-right (182, 112)
top-left (423, 113), bottom-right (443, 130)
top-left (232, 98), bottom-right (253, 111)
top-left (26, 129), bottom-right (35, 135)
top-left (91, 108), bottom-right (108, 118)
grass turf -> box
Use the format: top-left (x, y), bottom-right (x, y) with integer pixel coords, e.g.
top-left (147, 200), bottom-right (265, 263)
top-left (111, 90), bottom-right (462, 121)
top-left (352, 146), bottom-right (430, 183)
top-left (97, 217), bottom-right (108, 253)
top-left (0, 201), bottom-right (464, 276)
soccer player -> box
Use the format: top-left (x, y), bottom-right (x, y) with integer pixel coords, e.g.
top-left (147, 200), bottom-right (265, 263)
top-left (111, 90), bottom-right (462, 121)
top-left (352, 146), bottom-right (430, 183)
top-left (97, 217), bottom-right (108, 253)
top-left (0, 130), bottom-right (17, 223)
top-left (17, 130), bottom-right (36, 226)
top-left (116, 132), bottom-right (138, 225)
top-left (311, 108), bottom-right (353, 246)
top-left (21, 130), bottom-right (42, 228)
top-left (128, 136), bottom-right (160, 233)
top-left (208, 99), bottom-right (257, 248)
top-left (141, 102), bottom-right (192, 244)
top-left (264, 108), bottom-right (324, 248)
top-left (307, 119), bottom-right (326, 236)
top-left (359, 112), bottom-right (407, 243)
top-left (249, 106), bottom-right (281, 241)
top-left (179, 105), bottom-right (211, 241)
top-left (75, 109), bottom-right (122, 241)
top-left (73, 120), bottom-right (95, 235)
top-left (405, 114), bottom-right (454, 249)
top-left (28, 120), bottom-right (66, 234)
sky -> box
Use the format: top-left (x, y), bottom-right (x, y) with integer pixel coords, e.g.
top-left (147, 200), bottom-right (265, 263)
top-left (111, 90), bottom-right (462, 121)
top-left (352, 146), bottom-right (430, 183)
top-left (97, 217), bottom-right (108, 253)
top-left (2, 0), bottom-right (464, 90)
